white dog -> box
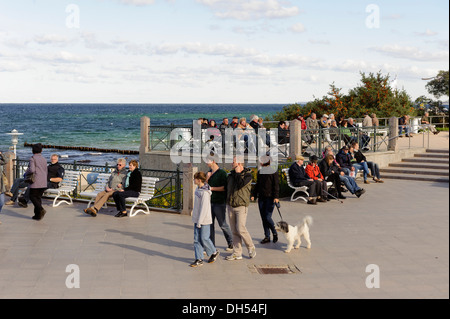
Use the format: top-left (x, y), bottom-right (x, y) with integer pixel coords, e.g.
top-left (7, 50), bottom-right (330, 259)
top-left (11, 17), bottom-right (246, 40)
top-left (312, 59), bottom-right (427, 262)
top-left (275, 216), bottom-right (313, 253)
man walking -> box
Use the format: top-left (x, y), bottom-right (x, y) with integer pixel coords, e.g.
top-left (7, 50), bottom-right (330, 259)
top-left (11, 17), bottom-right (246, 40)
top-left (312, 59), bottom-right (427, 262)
top-left (225, 156), bottom-right (256, 260)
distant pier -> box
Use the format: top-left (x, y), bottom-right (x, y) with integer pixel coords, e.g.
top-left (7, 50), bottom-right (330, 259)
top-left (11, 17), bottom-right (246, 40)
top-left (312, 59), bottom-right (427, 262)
top-left (23, 142), bottom-right (139, 155)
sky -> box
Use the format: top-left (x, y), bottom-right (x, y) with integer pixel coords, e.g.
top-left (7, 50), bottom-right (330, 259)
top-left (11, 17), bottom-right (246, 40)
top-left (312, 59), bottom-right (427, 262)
top-left (0, 0), bottom-right (448, 104)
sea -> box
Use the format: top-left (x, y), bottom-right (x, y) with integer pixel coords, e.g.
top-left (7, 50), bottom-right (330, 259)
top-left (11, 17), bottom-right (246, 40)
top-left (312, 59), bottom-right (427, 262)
top-left (0, 103), bottom-right (286, 166)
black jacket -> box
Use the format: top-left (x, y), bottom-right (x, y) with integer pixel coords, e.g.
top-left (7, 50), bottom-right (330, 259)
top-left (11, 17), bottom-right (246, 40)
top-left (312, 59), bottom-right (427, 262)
top-left (319, 159), bottom-right (342, 178)
top-left (123, 169), bottom-right (142, 193)
top-left (353, 150), bottom-right (367, 163)
top-left (252, 170), bottom-right (279, 199)
top-left (288, 162), bottom-right (309, 185)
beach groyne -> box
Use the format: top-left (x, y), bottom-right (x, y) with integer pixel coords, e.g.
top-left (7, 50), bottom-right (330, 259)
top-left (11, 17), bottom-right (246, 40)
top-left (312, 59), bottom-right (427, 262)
top-left (23, 142), bottom-right (139, 155)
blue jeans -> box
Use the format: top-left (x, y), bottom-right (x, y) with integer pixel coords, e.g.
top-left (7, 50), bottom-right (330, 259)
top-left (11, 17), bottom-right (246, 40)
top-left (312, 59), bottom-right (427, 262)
top-left (258, 197), bottom-right (277, 238)
top-left (10, 178), bottom-right (30, 202)
top-left (194, 223), bottom-right (216, 260)
top-left (353, 162), bottom-right (370, 181)
top-left (0, 193), bottom-right (5, 213)
top-left (210, 203), bottom-right (233, 247)
top-left (339, 175), bottom-right (361, 194)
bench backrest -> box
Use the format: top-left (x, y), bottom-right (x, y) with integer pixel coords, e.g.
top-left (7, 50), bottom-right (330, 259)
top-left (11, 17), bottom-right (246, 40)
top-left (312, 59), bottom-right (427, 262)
top-left (91, 173), bottom-right (111, 192)
top-left (282, 168), bottom-right (293, 187)
top-left (59, 170), bottom-right (80, 189)
top-left (140, 177), bottom-right (159, 198)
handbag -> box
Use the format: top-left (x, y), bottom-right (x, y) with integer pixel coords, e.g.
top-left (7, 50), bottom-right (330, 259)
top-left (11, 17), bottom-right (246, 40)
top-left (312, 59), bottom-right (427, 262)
top-left (24, 172), bottom-right (35, 184)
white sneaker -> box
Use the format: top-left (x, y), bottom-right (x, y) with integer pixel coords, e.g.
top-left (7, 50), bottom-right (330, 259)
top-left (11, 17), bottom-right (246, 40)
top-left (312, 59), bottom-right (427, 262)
top-left (248, 247), bottom-right (256, 259)
top-left (225, 254), bottom-right (243, 261)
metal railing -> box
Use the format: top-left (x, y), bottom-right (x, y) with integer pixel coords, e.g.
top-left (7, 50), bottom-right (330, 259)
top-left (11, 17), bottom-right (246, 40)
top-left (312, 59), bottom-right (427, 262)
top-left (13, 159), bottom-right (183, 212)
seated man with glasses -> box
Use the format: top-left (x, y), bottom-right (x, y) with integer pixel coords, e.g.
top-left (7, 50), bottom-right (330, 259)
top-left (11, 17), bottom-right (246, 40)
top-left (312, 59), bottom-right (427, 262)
top-left (83, 158), bottom-right (128, 217)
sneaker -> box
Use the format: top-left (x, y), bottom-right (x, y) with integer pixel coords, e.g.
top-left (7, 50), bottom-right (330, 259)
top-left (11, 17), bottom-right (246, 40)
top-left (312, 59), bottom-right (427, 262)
top-left (248, 247), bottom-right (256, 259)
top-left (4, 192), bottom-right (13, 198)
top-left (225, 244), bottom-right (234, 252)
top-left (225, 254), bottom-right (243, 261)
top-left (260, 237), bottom-right (270, 244)
top-left (208, 251), bottom-right (220, 264)
top-left (5, 200), bottom-right (15, 205)
top-left (189, 259), bottom-right (203, 267)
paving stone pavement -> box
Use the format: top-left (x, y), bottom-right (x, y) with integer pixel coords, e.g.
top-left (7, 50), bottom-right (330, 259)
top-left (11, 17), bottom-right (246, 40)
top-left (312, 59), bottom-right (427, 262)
top-left (0, 177), bottom-right (448, 299)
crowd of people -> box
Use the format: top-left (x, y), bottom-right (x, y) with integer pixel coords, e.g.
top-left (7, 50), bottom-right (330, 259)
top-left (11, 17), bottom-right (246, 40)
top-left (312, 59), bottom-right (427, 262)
top-left (0, 111), bottom-right (435, 263)
top-left (0, 144), bottom-right (144, 222)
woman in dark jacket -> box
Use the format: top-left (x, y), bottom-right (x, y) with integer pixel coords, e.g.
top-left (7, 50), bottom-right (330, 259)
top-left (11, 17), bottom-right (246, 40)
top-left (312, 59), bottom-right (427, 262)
top-left (0, 151), bottom-right (7, 223)
top-left (26, 144), bottom-right (48, 220)
top-left (113, 160), bottom-right (142, 217)
top-left (251, 155), bottom-right (279, 244)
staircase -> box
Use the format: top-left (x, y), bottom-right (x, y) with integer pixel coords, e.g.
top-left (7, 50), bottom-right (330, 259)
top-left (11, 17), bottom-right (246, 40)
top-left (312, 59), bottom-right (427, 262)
top-left (380, 149), bottom-right (449, 183)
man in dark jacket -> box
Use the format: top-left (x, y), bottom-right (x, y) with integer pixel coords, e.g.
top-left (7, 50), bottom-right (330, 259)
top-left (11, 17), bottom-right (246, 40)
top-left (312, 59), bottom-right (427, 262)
top-left (225, 156), bottom-right (256, 261)
top-left (288, 155), bottom-right (323, 205)
top-left (336, 145), bottom-right (356, 176)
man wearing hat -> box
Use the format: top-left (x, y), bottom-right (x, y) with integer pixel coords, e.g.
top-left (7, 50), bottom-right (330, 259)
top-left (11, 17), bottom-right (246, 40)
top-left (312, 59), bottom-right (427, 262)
top-left (288, 155), bottom-right (324, 205)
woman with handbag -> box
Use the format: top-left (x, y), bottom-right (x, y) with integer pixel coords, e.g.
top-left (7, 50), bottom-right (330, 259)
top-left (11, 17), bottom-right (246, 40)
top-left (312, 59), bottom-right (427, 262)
top-left (25, 144), bottom-right (48, 220)
top-left (0, 151), bottom-right (8, 224)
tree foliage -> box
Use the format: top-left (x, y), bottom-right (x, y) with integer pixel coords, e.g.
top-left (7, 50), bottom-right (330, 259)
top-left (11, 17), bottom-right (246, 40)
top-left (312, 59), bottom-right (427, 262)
top-left (425, 70), bottom-right (449, 99)
top-left (269, 71), bottom-right (414, 122)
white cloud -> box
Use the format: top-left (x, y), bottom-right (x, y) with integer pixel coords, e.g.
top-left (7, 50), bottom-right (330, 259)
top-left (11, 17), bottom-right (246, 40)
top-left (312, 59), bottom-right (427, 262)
top-left (33, 34), bottom-right (76, 47)
top-left (197, 0), bottom-right (300, 20)
top-left (289, 22), bottom-right (305, 33)
top-left (371, 44), bottom-right (449, 62)
top-left (414, 29), bottom-right (438, 37)
top-left (28, 51), bottom-right (95, 64)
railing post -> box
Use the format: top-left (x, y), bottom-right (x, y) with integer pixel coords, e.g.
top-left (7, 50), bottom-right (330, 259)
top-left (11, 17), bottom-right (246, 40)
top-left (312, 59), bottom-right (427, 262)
top-left (388, 117), bottom-right (398, 152)
top-left (289, 119), bottom-right (302, 160)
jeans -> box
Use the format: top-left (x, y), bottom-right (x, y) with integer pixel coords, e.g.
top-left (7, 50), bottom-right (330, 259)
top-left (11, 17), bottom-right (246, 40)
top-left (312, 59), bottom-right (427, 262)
top-left (210, 203), bottom-right (233, 247)
top-left (353, 162), bottom-right (370, 181)
top-left (339, 175), bottom-right (361, 194)
top-left (258, 197), bottom-right (277, 238)
top-left (193, 223), bottom-right (216, 260)
top-left (10, 178), bottom-right (30, 202)
top-left (0, 193), bottom-right (4, 213)
top-left (368, 162), bottom-right (381, 179)
top-left (112, 190), bottom-right (139, 212)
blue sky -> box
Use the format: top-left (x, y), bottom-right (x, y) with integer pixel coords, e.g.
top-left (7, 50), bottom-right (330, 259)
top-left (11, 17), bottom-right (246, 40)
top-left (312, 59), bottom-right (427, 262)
top-left (0, 0), bottom-right (448, 103)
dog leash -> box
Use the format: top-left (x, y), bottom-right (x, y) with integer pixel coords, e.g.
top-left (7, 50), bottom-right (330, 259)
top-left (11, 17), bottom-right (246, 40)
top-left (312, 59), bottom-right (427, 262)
top-left (275, 202), bottom-right (283, 221)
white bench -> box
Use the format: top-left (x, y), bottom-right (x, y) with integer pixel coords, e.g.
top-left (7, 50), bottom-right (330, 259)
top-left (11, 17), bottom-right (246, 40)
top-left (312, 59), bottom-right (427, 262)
top-left (282, 167), bottom-right (332, 202)
top-left (126, 176), bottom-right (159, 217)
top-left (44, 170), bottom-right (81, 207)
top-left (79, 173), bottom-right (111, 208)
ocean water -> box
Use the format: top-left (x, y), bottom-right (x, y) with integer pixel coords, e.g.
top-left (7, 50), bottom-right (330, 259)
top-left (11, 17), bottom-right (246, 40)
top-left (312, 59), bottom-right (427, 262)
top-left (0, 104), bottom-right (284, 166)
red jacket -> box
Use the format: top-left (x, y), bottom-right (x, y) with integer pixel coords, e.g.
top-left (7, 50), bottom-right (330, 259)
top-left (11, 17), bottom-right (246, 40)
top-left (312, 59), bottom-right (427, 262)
top-left (305, 163), bottom-right (324, 180)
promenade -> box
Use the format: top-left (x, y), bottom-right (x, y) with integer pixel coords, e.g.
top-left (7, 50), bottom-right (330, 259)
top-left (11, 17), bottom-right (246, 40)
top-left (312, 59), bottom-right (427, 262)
top-left (0, 133), bottom-right (448, 299)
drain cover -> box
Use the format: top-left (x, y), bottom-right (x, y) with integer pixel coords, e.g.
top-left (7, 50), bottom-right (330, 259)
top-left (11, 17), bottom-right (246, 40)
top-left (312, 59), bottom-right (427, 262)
top-left (250, 265), bottom-right (301, 275)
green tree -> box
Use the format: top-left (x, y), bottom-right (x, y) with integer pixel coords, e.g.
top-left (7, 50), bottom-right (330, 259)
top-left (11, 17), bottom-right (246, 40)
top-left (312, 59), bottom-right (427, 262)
top-left (425, 70), bottom-right (449, 99)
top-left (268, 71), bottom-right (414, 121)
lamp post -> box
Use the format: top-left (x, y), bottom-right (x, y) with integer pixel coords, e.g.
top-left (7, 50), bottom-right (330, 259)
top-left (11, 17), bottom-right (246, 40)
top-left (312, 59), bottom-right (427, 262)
top-left (6, 129), bottom-right (23, 156)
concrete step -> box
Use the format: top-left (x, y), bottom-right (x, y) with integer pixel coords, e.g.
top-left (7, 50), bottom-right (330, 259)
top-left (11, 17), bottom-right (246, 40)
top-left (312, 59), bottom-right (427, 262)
top-left (402, 158), bottom-right (449, 164)
top-left (381, 172), bottom-right (449, 183)
top-left (381, 167), bottom-right (449, 176)
top-left (426, 149), bottom-right (449, 154)
top-left (414, 153), bottom-right (449, 159)
top-left (389, 162), bottom-right (449, 170)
